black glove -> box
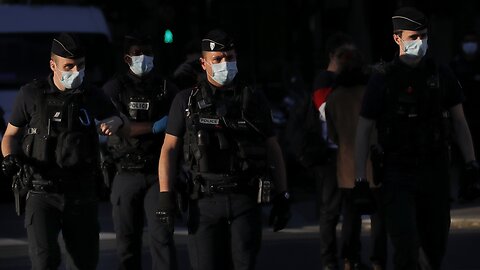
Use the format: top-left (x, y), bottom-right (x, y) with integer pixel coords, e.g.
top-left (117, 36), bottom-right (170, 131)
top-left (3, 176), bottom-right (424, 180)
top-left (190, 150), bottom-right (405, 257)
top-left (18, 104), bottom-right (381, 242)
top-left (269, 191), bottom-right (291, 232)
top-left (352, 178), bottom-right (376, 215)
top-left (156, 192), bottom-right (175, 232)
top-left (2, 154), bottom-right (22, 178)
top-left (458, 160), bottom-right (480, 202)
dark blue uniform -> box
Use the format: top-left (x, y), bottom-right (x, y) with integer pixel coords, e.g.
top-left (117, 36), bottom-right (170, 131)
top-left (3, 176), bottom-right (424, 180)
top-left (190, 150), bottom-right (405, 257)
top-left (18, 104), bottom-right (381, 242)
top-left (166, 78), bottom-right (273, 270)
top-left (10, 75), bottom-right (119, 269)
top-left (103, 71), bottom-right (178, 270)
top-left (361, 57), bottom-right (464, 270)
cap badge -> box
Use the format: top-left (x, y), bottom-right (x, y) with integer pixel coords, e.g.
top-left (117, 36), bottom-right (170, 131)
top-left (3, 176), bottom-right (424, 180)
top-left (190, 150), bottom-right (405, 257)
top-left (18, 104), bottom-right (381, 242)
top-left (210, 42), bottom-right (215, 50)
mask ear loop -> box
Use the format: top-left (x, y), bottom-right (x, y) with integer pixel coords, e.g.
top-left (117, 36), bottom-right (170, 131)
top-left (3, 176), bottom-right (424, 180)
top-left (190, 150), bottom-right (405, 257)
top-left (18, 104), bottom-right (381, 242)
top-left (78, 108), bottom-right (91, 126)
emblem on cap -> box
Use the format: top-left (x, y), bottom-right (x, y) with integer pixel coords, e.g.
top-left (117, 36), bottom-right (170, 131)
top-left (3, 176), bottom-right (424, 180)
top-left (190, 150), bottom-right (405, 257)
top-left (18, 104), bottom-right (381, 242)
top-left (210, 42), bottom-right (215, 50)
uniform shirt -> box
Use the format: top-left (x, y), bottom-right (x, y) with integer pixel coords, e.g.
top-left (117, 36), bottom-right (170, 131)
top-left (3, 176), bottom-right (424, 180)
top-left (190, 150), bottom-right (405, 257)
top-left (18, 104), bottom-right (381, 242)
top-left (10, 74), bottom-right (118, 127)
top-left (361, 57), bottom-right (464, 120)
top-left (166, 79), bottom-right (275, 139)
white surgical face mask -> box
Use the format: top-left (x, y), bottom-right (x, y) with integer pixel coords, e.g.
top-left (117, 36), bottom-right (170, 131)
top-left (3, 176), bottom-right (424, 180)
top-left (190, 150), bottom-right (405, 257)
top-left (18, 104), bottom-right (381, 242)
top-left (462, 42), bottom-right (478, 55)
top-left (209, 61), bottom-right (238, 86)
top-left (129, 55), bottom-right (154, 76)
top-left (58, 68), bottom-right (85, 89)
top-left (402, 38), bottom-right (428, 58)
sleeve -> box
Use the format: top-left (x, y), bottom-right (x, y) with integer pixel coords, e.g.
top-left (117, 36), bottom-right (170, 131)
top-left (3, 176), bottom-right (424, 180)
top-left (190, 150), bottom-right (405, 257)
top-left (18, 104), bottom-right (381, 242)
top-left (90, 87), bottom-right (120, 120)
top-left (253, 89), bottom-right (275, 138)
top-left (165, 90), bottom-right (189, 137)
top-left (9, 87), bottom-right (30, 127)
top-left (359, 73), bottom-right (386, 120)
top-left (440, 65), bottom-right (465, 109)
top-left (102, 78), bottom-right (124, 111)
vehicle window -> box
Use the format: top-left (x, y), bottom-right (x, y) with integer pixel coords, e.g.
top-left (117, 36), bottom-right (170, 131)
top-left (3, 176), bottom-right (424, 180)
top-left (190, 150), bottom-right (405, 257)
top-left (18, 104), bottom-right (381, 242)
top-left (0, 33), bottom-right (114, 89)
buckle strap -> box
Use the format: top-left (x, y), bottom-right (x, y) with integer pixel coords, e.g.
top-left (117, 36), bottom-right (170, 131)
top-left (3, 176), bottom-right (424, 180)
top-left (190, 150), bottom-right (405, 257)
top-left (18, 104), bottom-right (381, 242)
top-left (27, 128), bottom-right (38, 135)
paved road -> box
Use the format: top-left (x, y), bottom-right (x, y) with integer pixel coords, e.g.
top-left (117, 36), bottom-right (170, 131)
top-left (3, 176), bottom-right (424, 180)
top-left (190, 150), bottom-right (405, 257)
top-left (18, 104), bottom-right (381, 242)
top-left (1, 200), bottom-right (479, 269)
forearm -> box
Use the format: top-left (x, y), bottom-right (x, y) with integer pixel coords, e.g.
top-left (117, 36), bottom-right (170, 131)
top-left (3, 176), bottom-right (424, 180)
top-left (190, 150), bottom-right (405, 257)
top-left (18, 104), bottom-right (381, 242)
top-left (355, 117), bottom-right (374, 179)
top-left (1, 124), bottom-right (22, 157)
top-left (453, 118), bottom-right (476, 162)
top-left (266, 137), bottom-right (288, 193)
top-left (129, 121), bottom-right (154, 137)
top-left (158, 135), bottom-right (180, 192)
top-left (1, 135), bottom-right (19, 157)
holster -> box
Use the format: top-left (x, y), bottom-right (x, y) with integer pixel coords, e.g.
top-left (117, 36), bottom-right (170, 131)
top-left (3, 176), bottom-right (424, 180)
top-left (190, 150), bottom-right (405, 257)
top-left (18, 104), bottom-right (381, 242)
top-left (12, 176), bottom-right (28, 216)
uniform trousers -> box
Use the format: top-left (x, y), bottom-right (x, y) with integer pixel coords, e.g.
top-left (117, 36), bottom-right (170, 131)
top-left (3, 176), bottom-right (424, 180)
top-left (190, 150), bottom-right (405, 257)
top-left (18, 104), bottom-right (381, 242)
top-left (111, 172), bottom-right (177, 270)
top-left (383, 157), bottom-right (451, 270)
top-left (187, 192), bottom-right (262, 270)
top-left (25, 188), bottom-right (99, 270)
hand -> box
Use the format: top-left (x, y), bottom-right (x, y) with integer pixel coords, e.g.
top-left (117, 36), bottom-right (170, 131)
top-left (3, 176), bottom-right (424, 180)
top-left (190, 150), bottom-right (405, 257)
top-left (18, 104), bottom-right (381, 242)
top-left (156, 192), bottom-right (175, 232)
top-left (269, 191), bottom-right (291, 232)
top-left (152, 116), bottom-right (168, 134)
top-left (352, 178), bottom-right (376, 214)
top-left (458, 160), bottom-right (480, 202)
top-left (2, 154), bottom-right (22, 178)
top-left (97, 116), bottom-right (123, 136)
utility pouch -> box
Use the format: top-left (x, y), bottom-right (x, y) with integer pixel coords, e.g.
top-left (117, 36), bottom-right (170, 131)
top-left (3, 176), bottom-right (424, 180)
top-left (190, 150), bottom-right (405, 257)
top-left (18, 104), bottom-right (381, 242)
top-left (22, 133), bottom-right (55, 165)
top-left (55, 131), bottom-right (92, 168)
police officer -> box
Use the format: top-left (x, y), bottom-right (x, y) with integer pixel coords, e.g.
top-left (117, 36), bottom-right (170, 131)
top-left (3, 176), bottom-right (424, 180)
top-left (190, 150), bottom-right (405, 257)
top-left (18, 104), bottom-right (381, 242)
top-left (1, 33), bottom-right (127, 269)
top-left (102, 33), bottom-right (178, 270)
top-left (354, 7), bottom-right (480, 270)
top-left (157, 29), bottom-right (291, 270)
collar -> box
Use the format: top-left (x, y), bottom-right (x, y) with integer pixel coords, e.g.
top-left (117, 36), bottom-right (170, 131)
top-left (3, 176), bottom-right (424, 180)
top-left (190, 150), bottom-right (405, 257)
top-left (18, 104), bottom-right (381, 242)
top-left (47, 74), bottom-right (84, 95)
top-left (126, 68), bottom-right (159, 84)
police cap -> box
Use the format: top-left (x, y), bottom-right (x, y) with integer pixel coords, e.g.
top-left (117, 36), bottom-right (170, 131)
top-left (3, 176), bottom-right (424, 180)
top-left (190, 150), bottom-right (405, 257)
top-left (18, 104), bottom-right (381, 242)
top-left (392, 7), bottom-right (427, 31)
top-left (124, 32), bottom-right (153, 54)
top-left (51, 33), bottom-right (85, 59)
top-left (201, 29), bottom-right (235, 52)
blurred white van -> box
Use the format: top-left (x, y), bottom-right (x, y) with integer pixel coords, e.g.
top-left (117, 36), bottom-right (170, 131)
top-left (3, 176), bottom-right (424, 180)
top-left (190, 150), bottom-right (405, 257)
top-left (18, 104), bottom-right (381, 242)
top-left (0, 4), bottom-right (114, 125)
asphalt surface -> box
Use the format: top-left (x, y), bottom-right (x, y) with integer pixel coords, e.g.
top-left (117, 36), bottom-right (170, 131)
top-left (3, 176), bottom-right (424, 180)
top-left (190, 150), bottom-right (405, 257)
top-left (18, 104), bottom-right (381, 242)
top-left (0, 196), bottom-right (479, 269)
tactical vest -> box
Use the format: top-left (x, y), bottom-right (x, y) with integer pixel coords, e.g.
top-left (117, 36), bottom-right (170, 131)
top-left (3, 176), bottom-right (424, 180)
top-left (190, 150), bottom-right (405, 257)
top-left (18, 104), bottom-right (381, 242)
top-left (376, 60), bottom-right (452, 157)
top-left (183, 82), bottom-right (269, 177)
top-left (21, 80), bottom-right (99, 174)
top-left (106, 73), bottom-right (169, 168)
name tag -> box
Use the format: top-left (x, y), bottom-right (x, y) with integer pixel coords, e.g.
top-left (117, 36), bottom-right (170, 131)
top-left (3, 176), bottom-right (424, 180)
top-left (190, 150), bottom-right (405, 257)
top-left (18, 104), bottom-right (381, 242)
top-left (199, 118), bottom-right (220, 125)
top-left (129, 102), bottom-right (150, 110)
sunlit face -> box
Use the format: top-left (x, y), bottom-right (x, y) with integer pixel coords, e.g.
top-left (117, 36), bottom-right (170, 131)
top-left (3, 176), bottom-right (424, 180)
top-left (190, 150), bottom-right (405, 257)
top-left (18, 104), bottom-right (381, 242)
top-left (50, 54), bottom-right (85, 90)
top-left (200, 49), bottom-right (237, 87)
top-left (393, 29), bottom-right (428, 54)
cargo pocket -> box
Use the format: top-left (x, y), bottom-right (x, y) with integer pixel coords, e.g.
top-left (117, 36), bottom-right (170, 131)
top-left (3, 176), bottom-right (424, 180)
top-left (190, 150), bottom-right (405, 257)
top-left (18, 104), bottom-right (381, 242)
top-left (24, 193), bottom-right (34, 228)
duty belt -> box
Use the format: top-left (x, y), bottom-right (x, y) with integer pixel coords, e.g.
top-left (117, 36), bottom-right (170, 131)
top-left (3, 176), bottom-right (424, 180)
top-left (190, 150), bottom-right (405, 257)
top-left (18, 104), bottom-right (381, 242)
top-left (193, 173), bottom-right (255, 195)
top-left (118, 153), bottom-right (157, 173)
top-left (31, 179), bottom-right (96, 194)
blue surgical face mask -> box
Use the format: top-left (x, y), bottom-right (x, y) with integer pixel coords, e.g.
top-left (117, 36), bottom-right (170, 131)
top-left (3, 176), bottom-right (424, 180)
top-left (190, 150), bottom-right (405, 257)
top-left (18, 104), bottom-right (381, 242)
top-left (402, 38), bottom-right (428, 58)
top-left (129, 55), bottom-right (154, 76)
top-left (58, 68), bottom-right (85, 89)
top-left (462, 42), bottom-right (478, 55)
top-left (208, 61), bottom-right (238, 86)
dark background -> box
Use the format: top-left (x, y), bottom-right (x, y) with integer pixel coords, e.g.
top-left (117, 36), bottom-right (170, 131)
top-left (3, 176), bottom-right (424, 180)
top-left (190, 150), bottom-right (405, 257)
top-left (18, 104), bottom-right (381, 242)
top-left (1, 0), bottom-right (480, 198)
top-left (3, 0), bottom-right (480, 92)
